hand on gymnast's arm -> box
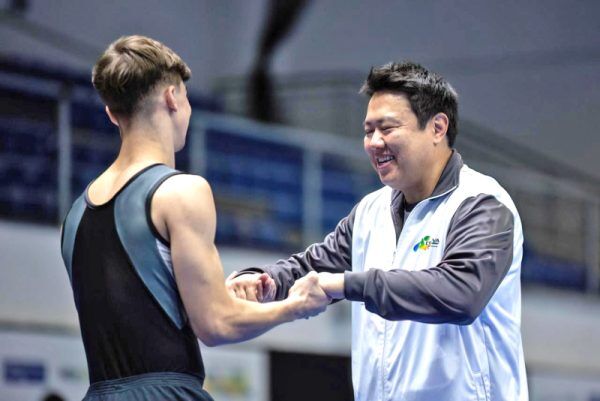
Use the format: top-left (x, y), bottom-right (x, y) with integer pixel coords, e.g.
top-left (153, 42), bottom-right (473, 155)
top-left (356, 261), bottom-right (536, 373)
top-left (318, 272), bottom-right (345, 300)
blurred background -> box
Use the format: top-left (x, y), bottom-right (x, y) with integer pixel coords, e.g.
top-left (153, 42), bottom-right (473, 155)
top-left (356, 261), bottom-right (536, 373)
top-left (0, 1), bottom-right (599, 400)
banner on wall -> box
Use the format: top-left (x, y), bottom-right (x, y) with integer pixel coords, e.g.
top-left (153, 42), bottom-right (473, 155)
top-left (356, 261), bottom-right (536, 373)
top-left (0, 331), bottom-right (88, 401)
top-left (0, 331), bottom-right (269, 401)
top-left (202, 347), bottom-right (268, 401)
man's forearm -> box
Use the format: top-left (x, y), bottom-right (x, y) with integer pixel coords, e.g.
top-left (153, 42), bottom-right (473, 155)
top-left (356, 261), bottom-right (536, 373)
top-left (241, 205), bottom-right (357, 299)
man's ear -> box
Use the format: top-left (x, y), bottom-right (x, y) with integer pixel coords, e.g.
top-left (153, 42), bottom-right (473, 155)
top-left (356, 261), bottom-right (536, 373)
top-left (105, 106), bottom-right (119, 127)
top-left (164, 85), bottom-right (178, 112)
top-left (431, 113), bottom-right (449, 144)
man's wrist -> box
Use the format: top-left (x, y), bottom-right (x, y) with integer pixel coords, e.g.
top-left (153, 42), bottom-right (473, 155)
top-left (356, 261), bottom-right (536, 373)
top-left (280, 296), bottom-right (302, 322)
top-left (319, 272), bottom-right (345, 300)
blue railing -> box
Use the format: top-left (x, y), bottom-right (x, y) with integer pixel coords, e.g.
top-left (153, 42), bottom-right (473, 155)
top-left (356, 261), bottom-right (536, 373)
top-left (0, 58), bottom-right (597, 292)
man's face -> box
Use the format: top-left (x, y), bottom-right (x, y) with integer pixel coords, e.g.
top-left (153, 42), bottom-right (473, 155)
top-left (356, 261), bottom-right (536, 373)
top-left (363, 91), bottom-right (435, 194)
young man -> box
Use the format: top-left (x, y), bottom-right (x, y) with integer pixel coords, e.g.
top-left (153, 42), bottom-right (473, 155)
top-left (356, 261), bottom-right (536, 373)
top-left (60, 35), bottom-right (330, 401)
top-left (228, 62), bottom-right (528, 401)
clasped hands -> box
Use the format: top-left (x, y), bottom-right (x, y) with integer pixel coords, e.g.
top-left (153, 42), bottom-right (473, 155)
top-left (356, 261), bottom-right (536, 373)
top-left (226, 271), bottom-right (345, 319)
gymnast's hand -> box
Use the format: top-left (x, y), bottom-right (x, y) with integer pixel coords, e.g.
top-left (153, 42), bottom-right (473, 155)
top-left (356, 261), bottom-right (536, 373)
top-left (226, 272), bottom-right (276, 302)
top-left (287, 271), bottom-right (331, 319)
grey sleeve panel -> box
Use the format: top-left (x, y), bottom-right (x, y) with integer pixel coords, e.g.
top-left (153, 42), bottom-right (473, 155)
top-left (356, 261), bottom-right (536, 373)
top-left (60, 194), bottom-right (87, 285)
top-left (250, 204), bottom-right (357, 300)
top-left (344, 194), bottom-right (514, 324)
top-left (115, 165), bottom-right (187, 329)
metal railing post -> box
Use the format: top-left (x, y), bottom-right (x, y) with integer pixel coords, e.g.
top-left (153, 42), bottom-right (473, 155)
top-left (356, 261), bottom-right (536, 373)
top-left (57, 83), bottom-right (72, 222)
top-left (585, 199), bottom-right (600, 293)
top-left (302, 150), bottom-right (322, 246)
top-left (189, 118), bottom-right (207, 176)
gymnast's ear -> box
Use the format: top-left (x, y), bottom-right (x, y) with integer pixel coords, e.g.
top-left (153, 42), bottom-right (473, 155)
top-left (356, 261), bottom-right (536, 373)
top-left (105, 106), bottom-right (119, 127)
top-left (164, 84), bottom-right (178, 112)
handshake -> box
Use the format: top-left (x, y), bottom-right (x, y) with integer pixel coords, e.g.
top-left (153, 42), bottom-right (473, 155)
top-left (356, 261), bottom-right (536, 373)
top-left (226, 271), bottom-right (345, 320)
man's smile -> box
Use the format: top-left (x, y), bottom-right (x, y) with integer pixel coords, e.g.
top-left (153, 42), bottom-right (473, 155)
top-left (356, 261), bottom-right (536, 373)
top-left (375, 154), bottom-right (396, 170)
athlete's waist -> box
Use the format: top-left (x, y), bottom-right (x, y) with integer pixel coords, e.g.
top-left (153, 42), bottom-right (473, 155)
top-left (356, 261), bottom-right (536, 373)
top-left (88, 371), bottom-right (204, 395)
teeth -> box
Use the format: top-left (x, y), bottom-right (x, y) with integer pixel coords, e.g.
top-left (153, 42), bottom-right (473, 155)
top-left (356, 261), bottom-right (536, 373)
top-left (377, 155), bottom-right (395, 163)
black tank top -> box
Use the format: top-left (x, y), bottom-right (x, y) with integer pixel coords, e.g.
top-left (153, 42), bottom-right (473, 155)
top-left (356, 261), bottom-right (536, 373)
top-left (61, 164), bottom-right (204, 383)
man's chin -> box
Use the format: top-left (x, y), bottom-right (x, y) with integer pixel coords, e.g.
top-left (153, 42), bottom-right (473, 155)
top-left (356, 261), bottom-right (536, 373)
top-left (378, 175), bottom-right (393, 187)
top-left (378, 174), bottom-right (402, 190)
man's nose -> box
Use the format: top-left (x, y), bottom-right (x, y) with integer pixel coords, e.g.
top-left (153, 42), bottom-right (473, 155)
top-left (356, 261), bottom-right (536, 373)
top-left (369, 129), bottom-right (385, 149)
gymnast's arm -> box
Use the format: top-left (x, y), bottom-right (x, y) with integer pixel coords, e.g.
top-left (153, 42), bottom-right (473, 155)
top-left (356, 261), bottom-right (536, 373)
top-left (151, 174), bottom-right (329, 346)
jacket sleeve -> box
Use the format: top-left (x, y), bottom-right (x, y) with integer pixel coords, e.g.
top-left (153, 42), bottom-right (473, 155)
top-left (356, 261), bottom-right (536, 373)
top-left (240, 205), bottom-right (357, 300)
top-left (344, 194), bottom-right (515, 324)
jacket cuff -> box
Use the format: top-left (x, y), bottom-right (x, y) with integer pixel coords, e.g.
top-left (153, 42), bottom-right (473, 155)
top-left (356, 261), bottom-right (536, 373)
top-left (235, 268), bottom-right (267, 278)
top-left (344, 271), bottom-right (369, 301)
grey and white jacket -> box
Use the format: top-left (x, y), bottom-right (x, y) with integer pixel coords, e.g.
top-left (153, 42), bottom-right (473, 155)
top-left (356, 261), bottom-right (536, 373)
top-left (245, 151), bottom-right (528, 401)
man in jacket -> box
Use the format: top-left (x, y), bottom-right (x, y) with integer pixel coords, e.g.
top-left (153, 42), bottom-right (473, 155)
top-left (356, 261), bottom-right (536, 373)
top-left (228, 61), bottom-right (528, 401)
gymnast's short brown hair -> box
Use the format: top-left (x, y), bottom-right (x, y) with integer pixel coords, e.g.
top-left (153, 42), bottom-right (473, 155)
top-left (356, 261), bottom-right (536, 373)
top-left (92, 35), bottom-right (191, 117)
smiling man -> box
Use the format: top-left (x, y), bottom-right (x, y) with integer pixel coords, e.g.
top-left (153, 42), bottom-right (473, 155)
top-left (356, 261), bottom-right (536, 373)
top-left (228, 62), bottom-right (528, 401)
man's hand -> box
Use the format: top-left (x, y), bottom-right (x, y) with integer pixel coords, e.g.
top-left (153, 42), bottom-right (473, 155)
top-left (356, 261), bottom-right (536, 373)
top-left (226, 272), bottom-right (276, 302)
top-left (287, 271), bottom-right (331, 319)
top-left (318, 272), bottom-right (345, 300)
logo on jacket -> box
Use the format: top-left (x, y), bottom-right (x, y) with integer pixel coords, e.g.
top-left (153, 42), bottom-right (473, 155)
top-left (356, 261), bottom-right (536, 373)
top-left (413, 236), bottom-right (440, 252)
